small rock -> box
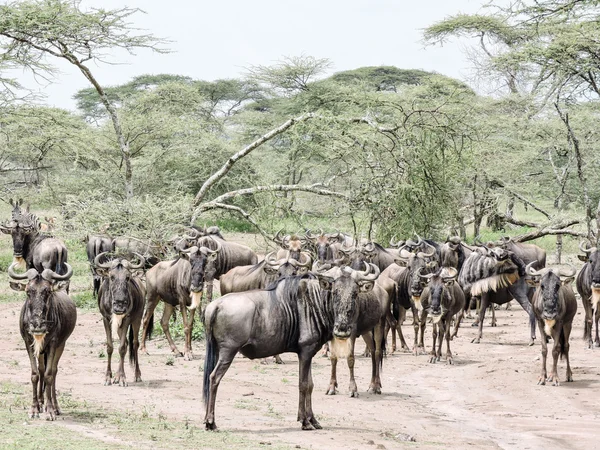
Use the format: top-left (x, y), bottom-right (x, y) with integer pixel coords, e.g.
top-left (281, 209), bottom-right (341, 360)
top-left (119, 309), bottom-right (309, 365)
top-left (366, 440), bottom-right (375, 445)
top-left (242, 391), bottom-right (254, 396)
top-left (376, 445), bottom-right (387, 449)
top-left (395, 433), bottom-right (417, 442)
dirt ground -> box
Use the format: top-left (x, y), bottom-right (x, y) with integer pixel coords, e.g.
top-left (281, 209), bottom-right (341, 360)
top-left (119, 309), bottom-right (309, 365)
top-left (1, 290), bottom-right (599, 450)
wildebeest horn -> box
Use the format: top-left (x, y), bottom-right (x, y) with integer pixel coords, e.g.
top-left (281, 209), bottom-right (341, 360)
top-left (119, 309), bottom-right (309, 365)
top-left (461, 242), bottom-right (477, 252)
top-left (442, 267), bottom-right (458, 282)
top-left (41, 263), bottom-right (73, 281)
top-left (389, 236), bottom-right (405, 248)
top-left (354, 262), bottom-right (380, 282)
top-left (264, 251), bottom-right (279, 267)
top-left (363, 242), bottom-right (375, 252)
top-left (447, 236), bottom-right (462, 245)
top-left (557, 265), bottom-right (576, 279)
top-left (273, 229), bottom-right (284, 244)
top-left (7, 263), bottom-right (39, 280)
top-left (421, 243), bottom-right (436, 258)
top-left (417, 266), bottom-right (438, 281)
top-left (406, 237), bottom-right (418, 247)
top-left (314, 260), bottom-right (332, 273)
top-left (296, 251), bottom-right (312, 268)
top-left (127, 253), bottom-right (146, 270)
top-left (94, 251), bottom-right (113, 269)
top-left (525, 261), bottom-right (540, 277)
top-left (305, 229), bottom-right (316, 241)
top-left (180, 245), bottom-right (199, 255)
top-left (579, 241), bottom-right (596, 254)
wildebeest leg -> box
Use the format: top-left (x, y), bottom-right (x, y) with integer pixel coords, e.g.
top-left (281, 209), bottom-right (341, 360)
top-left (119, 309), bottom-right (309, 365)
top-left (50, 344), bottom-right (65, 415)
top-left (205, 347), bottom-right (237, 431)
top-left (37, 353), bottom-right (45, 409)
top-left (326, 352), bottom-right (338, 395)
top-left (348, 336), bottom-right (359, 397)
top-left (321, 342), bottom-right (330, 358)
top-left (303, 360), bottom-right (321, 429)
top-left (368, 323), bottom-right (384, 394)
top-left (25, 342), bottom-right (41, 418)
top-left (594, 306), bottom-right (600, 347)
top-left (113, 321), bottom-right (128, 387)
top-left (583, 297), bottom-right (593, 348)
top-left (132, 317), bottom-right (142, 382)
top-left (139, 294), bottom-right (158, 356)
top-left (547, 321), bottom-right (563, 386)
top-left (385, 316), bottom-right (395, 354)
top-left (444, 320), bottom-right (454, 364)
top-left (471, 297), bottom-right (481, 326)
top-left (412, 305), bottom-right (420, 355)
top-left (537, 320), bottom-right (547, 385)
top-left (160, 303), bottom-right (183, 357)
top-left (43, 346), bottom-right (58, 421)
top-left (181, 304), bottom-right (195, 361)
top-left (396, 308), bottom-right (409, 351)
top-left (451, 310), bottom-right (463, 340)
top-left (418, 311), bottom-right (428, 353)
top-left (490, 306), bottom-right (497, 327)
top-left (563, 323), bottom-right (574, 382)
top-left (102, 316), bottom-right (113, 385)
top-left (472, 294), bottom-right (489, 344)
top-left (429, 323), bottom-right (438, 364)
top-left (436, 321), bottom-right (445, 362)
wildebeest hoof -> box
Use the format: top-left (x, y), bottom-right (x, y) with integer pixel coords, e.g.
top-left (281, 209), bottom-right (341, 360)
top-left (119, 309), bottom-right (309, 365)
top-left (471, 338), bottom-right (480, 344)
top-left (205, 421), bottom-right (218, 431)
top-left (326, 388), bottom-right (337, 395)
top-left (429, 356), bottom-right (436, 364)
top-left (368, 386), bottom-right (382, 395)
top-left (490, 322), bottom-right (497, 327)
top-left (140, 346), bottom-right (148, 355)
top-left (566, 374), bottom-right (574, 382)
top-left (471, 322), bottom-right (479, 327)
top-left (301, 420), bottom-right (316, 430)
top-left (174, 351), bottom-right (184, 357)
top-left (104, 378), bottom-right (112, 386)
top-left (537, 376), bottom-right (546, 385)
top-left (184, 352), bottom-right (193, 361)
top-left (29, 406), bottom-right (40, 419)
top-left (44, 410), bottom-right (56, 421)
top-left (135, 376), bottom-right (142, 382)
top-left (595, 341), bottom-right (600, 348)
top-left (274, 355), bottom-right (284, 364)
top-left (447, 357), bottom-right (453, 365)
top-left (310, 418), bottom-right (322, 429)
top-left (349, 390), bottom-right (359, 398)
top-left (528, 339), bottom-right (535, 347)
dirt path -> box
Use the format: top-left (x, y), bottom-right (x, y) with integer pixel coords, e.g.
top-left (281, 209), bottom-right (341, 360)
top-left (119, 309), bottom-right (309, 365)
top-left (1, 297), bottom-right (599, 450)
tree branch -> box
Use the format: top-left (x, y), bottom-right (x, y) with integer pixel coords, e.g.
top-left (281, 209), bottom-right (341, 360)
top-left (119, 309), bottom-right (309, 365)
top-left (198, 202), bottom-right (271, 241)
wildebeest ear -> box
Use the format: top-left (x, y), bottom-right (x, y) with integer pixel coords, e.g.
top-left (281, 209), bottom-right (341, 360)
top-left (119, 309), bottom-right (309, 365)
top-left (577, 254), bottom-right (589, 262)
top-left (444, 279), bottom-right (455, 287)
top-left (394, 258), bottom-right (407, 267)
top-left (359, 281), bottom-right (374, 292)
top-left (561, 277), bottom-right (575, 286)
top-left (0, 226), bottom-right (11, 235)
top-left (9, 282), bottom-right (26, 292)
top-left (317, 277), bottom-right (332, 291)
top-left (264, 266), bottom-right (277, 275)
top-left (525, 277), bottom-right (539, 287)
top-left (96, 268), bottom-right (109, 277)
top-left (208, 252), bottom-right (218, 261)
top-left (52, 281), bottom-right (68, 292)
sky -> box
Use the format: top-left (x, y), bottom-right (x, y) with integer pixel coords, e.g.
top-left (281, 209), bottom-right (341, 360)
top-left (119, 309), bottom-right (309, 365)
top-left (8, 0), bottom-right (491, 111)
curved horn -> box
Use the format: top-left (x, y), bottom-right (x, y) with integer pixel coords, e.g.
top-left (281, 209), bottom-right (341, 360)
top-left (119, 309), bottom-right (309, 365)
top-left (417, 266), bottom-right (438, 281)
top-left (579, 241), bottom-right (596, 254)
top-left (421, 242), bottom-right (436, 258)
top-left (273, 229), bottom-right (284, 244)
top-left (305, 229), bottom-right (316, 241)
top-left (128, 253), bottom-right (146, 270)
top-left (8, 263), bottom-right (38, 280)
top-left (363, 241), bottom-right (375, 252)
top-left (41, 263), bottom-right (73, 281)
top-left (525, 261), bottom-right (541, 277)
top-left (442, 267), bottom-right (458, 281)
top-left (296, 251), bottom-right (312, 268)
top-left (94, 251), bottom-right (113, 269)
top-left (314, 260), bottom-right (332, 273)
top-left (264, 251), bottom-right (279, 267)
top-left (406, 237), bottom-right (418, 247)
top-left (447, 236), bottom-right (462, 245)
top-left (355, 262), bottom-right (380, 281)
top-left (180, 245), bottom-right (199, 254)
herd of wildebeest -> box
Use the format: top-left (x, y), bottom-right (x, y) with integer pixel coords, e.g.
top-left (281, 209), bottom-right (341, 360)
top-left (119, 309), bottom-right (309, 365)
top-left (2, 198), bottom-right (599, 431)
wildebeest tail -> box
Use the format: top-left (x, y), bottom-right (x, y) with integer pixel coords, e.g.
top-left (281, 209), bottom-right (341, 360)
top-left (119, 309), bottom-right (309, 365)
top-left (55, 247), bottom-right (68, 275)
top-left (145, 313), bottom-right (154, 341)
top-left (392, 283), bottom-right (400, 321)
top-left (203, 306), bottom-right (219, 404)
top-left (559, 327), bottom-right (567, 361)
top-left (128, 324), bottom-right (136, 367)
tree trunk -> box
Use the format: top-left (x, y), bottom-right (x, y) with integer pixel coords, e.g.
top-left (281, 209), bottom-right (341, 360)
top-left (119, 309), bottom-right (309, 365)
top-left (555, 234), bottom-right (562, 264)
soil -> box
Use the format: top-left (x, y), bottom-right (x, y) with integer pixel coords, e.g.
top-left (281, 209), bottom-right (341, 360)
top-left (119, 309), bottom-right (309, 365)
top-left (0, 233), bottom-right (598, 449)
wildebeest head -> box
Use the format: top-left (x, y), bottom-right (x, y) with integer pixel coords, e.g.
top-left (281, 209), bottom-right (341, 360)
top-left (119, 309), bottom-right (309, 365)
top-left (526, 263), bottom-right (576, 333)
top-left (305, 230), bottom-right (342, 263)
top-left (396, 242), bottom-right (438, 309)
top-left (263, 251), bottom-right (312, 277)
top-left (315, 262), bottom-right (380, 339)
top-left (336, 241), bottom-right (379, 269)
top-left (177, 239), bottom-right (221, 310)
top-left (1, 210), bottom-right (40, 265)
top-left (274, 230), bottom-right (306, 261)
top-left (579, 241), bottom-right (600, 288)
top-left (419, 267), bottom-right (458, 321)
top-left (95, 253), bottom-right (145, 315)
top-left (8, 262), bottom-right (73, 354)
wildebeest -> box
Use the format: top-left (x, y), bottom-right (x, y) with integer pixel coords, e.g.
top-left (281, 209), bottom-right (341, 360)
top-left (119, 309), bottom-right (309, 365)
top-left (219, 251), bottom-right (312, 295)
top-left (202, 263), bottom-right (379, 431)
top-left (419, 267), bottom-right (465, 364)
top-left (527, 263), bottom-right (577, 385)
top-left (380, 261), bottom-right (411, 352)
top-left (337, 241), bottom-right (399, 272)
top-left (8, 262), bottom-right (76, 420)
top-left (96, 253), bottom-right (146, 386)
top-left (274, 231), bottom-right (307, 261)
top-left (576, 241), bottom-right (600, 348)
top-left (1, 199), bottom-right (69, 278)
top-left (140, 240), bottom-right (221, 360)
top-left (459, 246), bottom-right (536, 345)
top-left (321, 263), bottom-right (388, 397)
top-left (85, 234), bottom-right (113, 297)
top-left (395, 242), bottom-right (439, 354)
top-left (112, 236), bottom-right (166, 268)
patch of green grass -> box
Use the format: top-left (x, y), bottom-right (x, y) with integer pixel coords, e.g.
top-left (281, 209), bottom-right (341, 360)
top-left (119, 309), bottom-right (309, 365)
top-left (72, 291), bottom-right (96, 310)
top-left (212, 217), bottom-right (254, 233)
top-left (150, 305), bottom-right (205, 342)
top-left (233, 399), bottom-right (259, 411)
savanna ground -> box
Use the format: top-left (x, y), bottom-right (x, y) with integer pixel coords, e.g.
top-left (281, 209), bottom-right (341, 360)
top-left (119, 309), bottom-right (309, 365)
top-left (0, 228), bottom-right (599, 450)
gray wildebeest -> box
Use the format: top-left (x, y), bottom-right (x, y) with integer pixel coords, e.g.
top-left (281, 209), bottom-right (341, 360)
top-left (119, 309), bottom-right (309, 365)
top-left (459, 246), bottom-right (536, 345)
top-left (1, 199), bottom-right (69, 280)
top-left (395, 242), bottom-right (439, 354)
top-left (8, 262), bottom-right (76, 420)
top-left (319, 263), bottom-right (388, 397)
top-left (140, 240), bottom-right (222, 360)
top-left (527, 263), bottom-right (577, 385)
top-left (202, 264), bottom-right (380, 431)
top-left (273, 230), bottom-right (307, 261)
top-left (96, 253), bottom-right (146, 386)
top-left (419, 267), bottom-right (465, 364)
top-left (85, 234), bottom-right (113, 298)
top-left (576, 241), bottom-right (600, 348)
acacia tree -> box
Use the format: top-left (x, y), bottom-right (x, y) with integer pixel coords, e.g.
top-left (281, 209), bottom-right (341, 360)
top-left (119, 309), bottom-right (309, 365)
top-left (0, 0), bottom-right (167, 199)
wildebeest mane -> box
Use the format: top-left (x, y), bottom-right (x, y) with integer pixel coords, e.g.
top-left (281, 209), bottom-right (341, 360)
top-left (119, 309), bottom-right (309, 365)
top-left (459, 251), bottom-right (525, 296)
